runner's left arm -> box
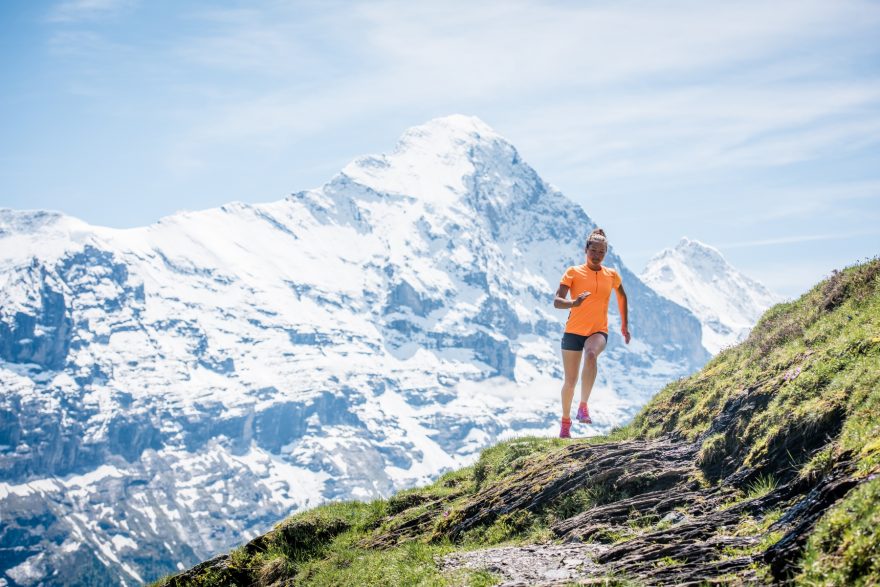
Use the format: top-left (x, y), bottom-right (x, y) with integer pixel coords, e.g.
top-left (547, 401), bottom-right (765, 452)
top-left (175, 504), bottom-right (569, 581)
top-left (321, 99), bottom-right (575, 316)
top-left (616, 283), bottom-right (631, 344)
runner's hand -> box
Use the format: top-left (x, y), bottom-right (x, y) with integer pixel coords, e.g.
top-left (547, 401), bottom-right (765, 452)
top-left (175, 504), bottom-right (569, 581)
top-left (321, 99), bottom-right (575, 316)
top-left (571, 291), bottom-right (590, 307)
top-left (621, 325), bottom-right (631, 344)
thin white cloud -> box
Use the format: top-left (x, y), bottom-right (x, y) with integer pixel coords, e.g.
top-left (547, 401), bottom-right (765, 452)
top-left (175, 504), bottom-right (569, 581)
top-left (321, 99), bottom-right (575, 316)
top-left (353, 0), bottom-right (880, 95)
top-left (47, 29), bottom-right (105, 54)
top-left (164, 0), bottom-right (880, 180)
top-left (748, 181), bottom-right (880, 224)
top-left (43, 0), bottom-right (873, 196)
top-left (48, 0), bottom-right (135, 22)
top-left (506, 80), bottom-right (880, 184)
top-left (173, 6), bottom-right (350, 76)
top-left (718, 230), bottom-right (880, 249)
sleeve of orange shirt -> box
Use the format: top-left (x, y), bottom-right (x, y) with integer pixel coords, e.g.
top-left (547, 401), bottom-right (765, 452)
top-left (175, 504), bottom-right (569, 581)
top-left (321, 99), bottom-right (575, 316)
top-left (560, 266), bottom-right (575, 288)
top-left (613, 270), bottom-right (622, 289)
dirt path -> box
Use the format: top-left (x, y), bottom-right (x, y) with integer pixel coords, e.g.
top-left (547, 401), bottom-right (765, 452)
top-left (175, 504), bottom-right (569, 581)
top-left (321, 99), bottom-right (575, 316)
top-left (440, 543), bottom-right (609, 586)
top-left (369, 435), bottom-right (868, 585)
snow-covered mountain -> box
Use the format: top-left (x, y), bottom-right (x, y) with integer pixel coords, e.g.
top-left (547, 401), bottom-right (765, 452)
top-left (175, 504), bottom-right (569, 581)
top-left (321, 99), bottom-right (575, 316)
top-left (0, 115), bottom-right (708, 586)
top-left (641, 237), bottom-right (781, 354)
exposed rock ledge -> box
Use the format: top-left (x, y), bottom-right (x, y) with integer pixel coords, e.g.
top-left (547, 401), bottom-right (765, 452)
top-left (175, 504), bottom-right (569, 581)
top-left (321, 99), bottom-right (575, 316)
top-left (425, 437), bottom-right (863, 586)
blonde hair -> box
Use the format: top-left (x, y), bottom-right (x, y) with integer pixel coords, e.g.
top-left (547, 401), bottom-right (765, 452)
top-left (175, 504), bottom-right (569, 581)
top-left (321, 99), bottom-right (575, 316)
top-left (585, 228), bottom-right (607, 250)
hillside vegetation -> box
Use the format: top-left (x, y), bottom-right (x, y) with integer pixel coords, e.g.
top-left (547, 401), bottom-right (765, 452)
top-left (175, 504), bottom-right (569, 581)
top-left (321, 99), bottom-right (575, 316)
top-left (157, 258), bottom-right (880, 586)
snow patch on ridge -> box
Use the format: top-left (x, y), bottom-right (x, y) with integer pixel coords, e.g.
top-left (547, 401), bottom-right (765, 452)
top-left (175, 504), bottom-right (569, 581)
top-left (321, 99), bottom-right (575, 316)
top-left (641, 237), bottom-right (782, 353)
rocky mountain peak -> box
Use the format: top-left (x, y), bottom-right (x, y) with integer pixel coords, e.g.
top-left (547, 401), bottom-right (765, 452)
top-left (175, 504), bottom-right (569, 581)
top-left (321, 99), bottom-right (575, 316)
top-left (642, 237), bottom-right (781, 354)
top-left (671, 237), bottom-right (728, 272)
top-left (396, 114), bottom-right (503, 151)
top-left (340, 115), bottom-right (523, 209)
top-left (0, 208), bottom-right (65, 234)
top-left (0, 209), bottom-right (98, 270)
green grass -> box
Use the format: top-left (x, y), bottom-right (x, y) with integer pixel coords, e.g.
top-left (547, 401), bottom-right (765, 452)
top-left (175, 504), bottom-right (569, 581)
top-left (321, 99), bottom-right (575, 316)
top-left (632, 258), bottom-right (880, 485)
top-left (798, 475), bottom-right (880, 585)
top-left (295, 541), bottom-right (451, 586)
top-left (744, 473), bottom-right (778, 500)
top-left (653, 556), bottom-right (686, 568)
top-left (469, 436), bottom-right (571, 492)
top-left (467, 428), bottom-right (636, 493)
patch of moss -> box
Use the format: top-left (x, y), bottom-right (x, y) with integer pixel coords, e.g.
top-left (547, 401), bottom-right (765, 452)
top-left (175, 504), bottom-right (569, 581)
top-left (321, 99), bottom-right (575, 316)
top-left (472, 437), bottom-right (562, 485)
top-left (798, 474), bottom-right (880, 585)
top-left (653, 555), bottom-right (687, 568)
top-left (544, 487), bottom-right (599, 524)
top-left (295, 540), bottom-right (454, 586)
top-left (460, 510), bottom-right (538, 546)
top-left (696, 432), bottom-right (726, 469)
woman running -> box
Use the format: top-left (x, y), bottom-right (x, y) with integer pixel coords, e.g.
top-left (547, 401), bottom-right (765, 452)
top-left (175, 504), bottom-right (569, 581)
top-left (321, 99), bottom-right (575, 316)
top-left (554, 228), bottom-right (630, 438)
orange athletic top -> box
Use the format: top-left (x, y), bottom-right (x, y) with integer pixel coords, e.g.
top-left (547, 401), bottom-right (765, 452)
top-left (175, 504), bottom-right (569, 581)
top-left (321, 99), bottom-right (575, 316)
top-left (560, 264), bottom-right (622, 336)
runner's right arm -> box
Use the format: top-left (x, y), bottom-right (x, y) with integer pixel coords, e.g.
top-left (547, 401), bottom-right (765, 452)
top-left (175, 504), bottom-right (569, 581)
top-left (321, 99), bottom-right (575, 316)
top-left (554, 284), bottom-right (589, 309)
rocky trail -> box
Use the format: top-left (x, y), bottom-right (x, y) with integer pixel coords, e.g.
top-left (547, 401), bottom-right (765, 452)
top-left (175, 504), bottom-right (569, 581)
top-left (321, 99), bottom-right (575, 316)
top-left (440, 543), bottom-right (608, 586)
top-left (428, 434), bottom-right (870, 586)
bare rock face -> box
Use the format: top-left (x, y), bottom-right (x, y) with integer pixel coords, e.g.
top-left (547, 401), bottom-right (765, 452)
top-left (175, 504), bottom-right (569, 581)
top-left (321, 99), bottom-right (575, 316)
top-left (431, 438), bottom-right (866, 586)
top-left (0, 260), bottom-right (72, 370)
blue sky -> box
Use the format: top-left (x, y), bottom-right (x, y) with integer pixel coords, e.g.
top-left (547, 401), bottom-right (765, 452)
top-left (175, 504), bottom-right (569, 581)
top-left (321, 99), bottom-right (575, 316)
top-left (1, 0), bottom-right (879, 297)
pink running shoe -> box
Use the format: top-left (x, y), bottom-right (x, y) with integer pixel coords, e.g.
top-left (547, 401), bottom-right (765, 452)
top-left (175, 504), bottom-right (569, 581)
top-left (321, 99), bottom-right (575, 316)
top-left (559, 418), bottom-right (572, 438)
top-left (576, 403), bottom-right (592, 424)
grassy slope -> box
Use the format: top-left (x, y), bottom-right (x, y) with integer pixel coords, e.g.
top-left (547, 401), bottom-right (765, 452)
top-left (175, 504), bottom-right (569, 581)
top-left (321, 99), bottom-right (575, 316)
top-left (157, 259), bottom-right (879, 586)
top-left (630, 258), bottom-right (880, 584)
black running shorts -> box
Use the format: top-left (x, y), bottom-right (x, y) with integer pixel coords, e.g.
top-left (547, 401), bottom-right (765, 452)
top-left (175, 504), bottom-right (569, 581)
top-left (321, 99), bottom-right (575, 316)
top-left (561, 331), bottom-right (608, 351)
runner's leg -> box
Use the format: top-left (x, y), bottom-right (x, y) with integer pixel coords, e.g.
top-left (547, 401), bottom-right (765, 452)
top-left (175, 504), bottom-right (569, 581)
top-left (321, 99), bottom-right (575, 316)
top-left (579, 334), bottom-right (607, 404)
top-left (560, 350), bottom-right (582, 420)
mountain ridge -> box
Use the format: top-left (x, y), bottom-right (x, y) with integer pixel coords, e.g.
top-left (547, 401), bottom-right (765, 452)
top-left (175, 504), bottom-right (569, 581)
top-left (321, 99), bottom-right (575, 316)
top-left (0, 115), bottom-right (708, 585)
